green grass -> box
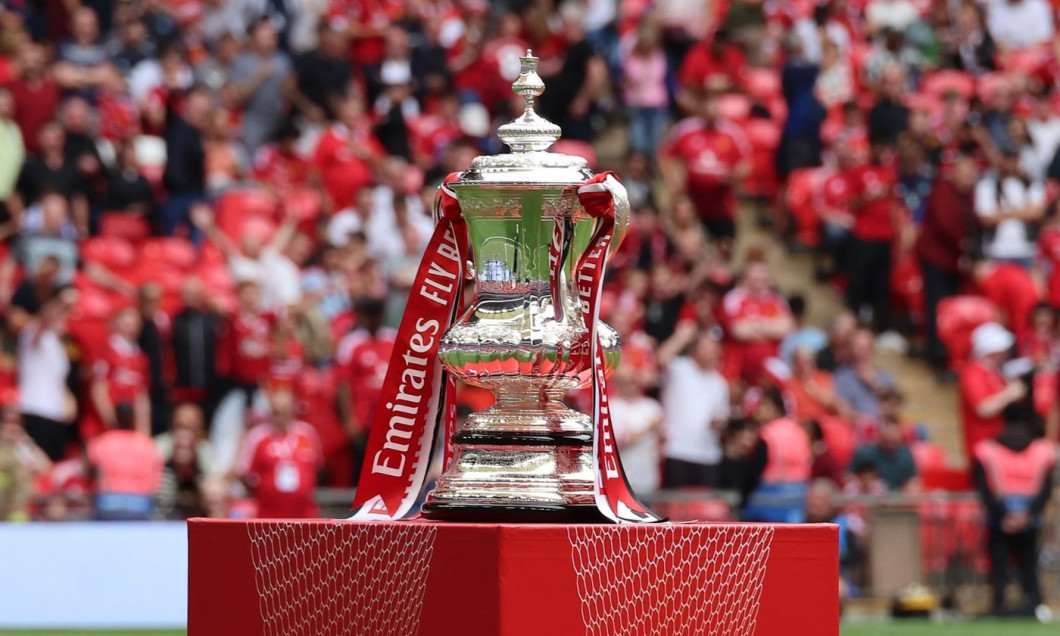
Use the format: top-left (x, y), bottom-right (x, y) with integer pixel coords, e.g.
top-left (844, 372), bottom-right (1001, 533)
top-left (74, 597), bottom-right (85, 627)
top-left (843, 620), bottom-right (1055, 635)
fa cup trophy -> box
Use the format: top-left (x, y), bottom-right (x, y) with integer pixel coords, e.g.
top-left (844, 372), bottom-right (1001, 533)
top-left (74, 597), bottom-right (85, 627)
top-left (350, 51), bottom-right (659, 524)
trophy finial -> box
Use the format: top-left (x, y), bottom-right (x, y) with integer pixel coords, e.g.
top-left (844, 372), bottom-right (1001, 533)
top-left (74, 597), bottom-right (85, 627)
top-left (497, 49), bottom-right (562, 152)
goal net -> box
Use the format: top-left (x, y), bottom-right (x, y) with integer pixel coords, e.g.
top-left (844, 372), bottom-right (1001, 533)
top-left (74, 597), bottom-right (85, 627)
top-left (567, 524), bottom-right (775, 636)
top-left (246, 522), bottom-right (438, 636)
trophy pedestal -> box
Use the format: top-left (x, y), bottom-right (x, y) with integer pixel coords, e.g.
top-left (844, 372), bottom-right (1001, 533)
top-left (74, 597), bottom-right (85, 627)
top-left (188, 519), bottom-right (839, 635)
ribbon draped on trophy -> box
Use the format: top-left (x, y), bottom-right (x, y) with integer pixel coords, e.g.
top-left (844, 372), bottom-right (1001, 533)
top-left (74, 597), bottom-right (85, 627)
top-left (350, 51), bottom-right (661, 524)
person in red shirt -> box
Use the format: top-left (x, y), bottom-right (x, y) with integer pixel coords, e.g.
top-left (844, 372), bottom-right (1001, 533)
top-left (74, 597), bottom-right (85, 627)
top-left (218, 280), bottom-right (273, 395)
top-left (845, 138), bottom-right (901, 333)
top-left (251, 121), bottom-right (311, 194)
top-left (237, 384), bottom-right (323, 518)
top-left (720, 261), bottom-right (795, 384)
top-left (90, 307), bottom-right (150, 439)
top-left (312, 93), bottom-right (383, 211)
top-left (676, 29), bottom-right (747, 114)
top-left (960, 323), bottom-right (1027, 467)
top-left (7, 43), bottom-right (61, 155)
top-left (660, 91), bottom-right (751, 258)
top-left (336, 298), bottom-right (395, 477)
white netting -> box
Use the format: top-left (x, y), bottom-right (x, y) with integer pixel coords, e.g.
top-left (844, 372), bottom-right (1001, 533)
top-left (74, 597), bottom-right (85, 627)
top-left (567, 524), bottom-right (775, 636)
top-left (247, 522), bottom-right (438, 636)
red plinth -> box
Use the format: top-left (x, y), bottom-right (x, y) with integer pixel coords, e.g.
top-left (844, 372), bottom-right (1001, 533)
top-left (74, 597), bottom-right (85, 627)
top-left (188, 519), bottom-right (838, 636)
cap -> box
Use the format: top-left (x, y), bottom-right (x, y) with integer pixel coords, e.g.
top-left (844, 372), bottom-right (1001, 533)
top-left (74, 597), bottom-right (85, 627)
top-left (971, 322), bottom-right (1014, 359)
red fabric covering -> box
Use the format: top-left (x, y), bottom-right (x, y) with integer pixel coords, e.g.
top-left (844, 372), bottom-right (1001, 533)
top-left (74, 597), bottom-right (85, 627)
top-left (188, 519), bottom-right (839, 636)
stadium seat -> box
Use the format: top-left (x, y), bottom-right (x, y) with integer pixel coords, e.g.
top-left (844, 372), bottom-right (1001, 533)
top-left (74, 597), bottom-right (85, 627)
top-left (920, 70), bottom-right (976, 100)
top-left (81, 236), bottom-right (137, 273)
top-left (99, 212), bottom-right (151, 243)
top-left (718, 93), bottom-right (751, 122)
top-left (937, 295), bottom-right (1000, 369)
top-left (140, 237), bottom-right (198, 271)
top-left (215, 188), bottom-right (279, 239)
top-left (744, 68), bottom-right (781, 102)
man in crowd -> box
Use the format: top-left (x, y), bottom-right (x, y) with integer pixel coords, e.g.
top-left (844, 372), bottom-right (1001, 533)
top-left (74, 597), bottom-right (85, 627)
top-left (87, 403), bottom-right (163, 521)
top-left (834, 328), bottom-right (896, 418)
top-left (721, 261), bottom-right (795, 384)
top-left (237, 383), bottom-right (322, 518)
top-left (658, 330), bottom-right (730, 488)
top-left (972, 411), bottom-right (1054, 618)
top-left (960, 322), bottom-right (1027, 465)
top-left (848, 417), bottom-right (919, 492)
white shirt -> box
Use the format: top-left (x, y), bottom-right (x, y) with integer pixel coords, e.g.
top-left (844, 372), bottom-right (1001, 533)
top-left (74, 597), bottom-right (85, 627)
top-left (1028, 116), bottom-right (1060, 178)
top-left (18, 326), bottom-right (71, 421)
top-left (866, 0), bottom-right (921, 32)
top-left (986, 0), bottom-right (1055, 50)
top-left (975, 174), bottom-right (1045, 260)
top-left (610, 394), bottom-right (663, 495)
top-left (661, 357), bottom-right (730, 465)
top-left (228, 247), bottom-right (302, 311)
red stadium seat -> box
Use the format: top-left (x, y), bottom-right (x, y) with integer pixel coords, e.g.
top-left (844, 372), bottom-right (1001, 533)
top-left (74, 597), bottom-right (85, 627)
top-left (140, 237), bottom-right (198, 271)
top-left (99, 212), bottom-right (151, 243)
top-left (215, 188), bottom-right (278, 239)
top-left (937, 295), bottom-right (1000, 369)
top-left (744, 68), bottom-right (781, 102)
top-left (921, 70), bottom-right (976, 100)
top-left (718, 93), bottom-right (751, 122)
top-left (81, 236), bottom-right (136, 272)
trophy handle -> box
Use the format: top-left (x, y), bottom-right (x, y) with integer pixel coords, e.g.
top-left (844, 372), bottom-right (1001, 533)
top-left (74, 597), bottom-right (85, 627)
top-left (600, 174), bottom-right (630, 259)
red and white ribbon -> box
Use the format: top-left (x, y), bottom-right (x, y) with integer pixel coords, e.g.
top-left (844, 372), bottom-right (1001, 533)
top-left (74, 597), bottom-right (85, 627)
top-left (350, 173), bottom-right (467, 520)
top-left (351, 171), bottom-right (659, 523)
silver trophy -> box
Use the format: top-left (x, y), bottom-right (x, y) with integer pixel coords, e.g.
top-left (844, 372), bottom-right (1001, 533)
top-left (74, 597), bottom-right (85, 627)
top-left (421, 51), bottom-right (629, 521)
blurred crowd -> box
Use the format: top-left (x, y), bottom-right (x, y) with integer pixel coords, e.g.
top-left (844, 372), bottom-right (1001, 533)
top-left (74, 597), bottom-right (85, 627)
top-left (0, 0), bottom-right (1056, 610)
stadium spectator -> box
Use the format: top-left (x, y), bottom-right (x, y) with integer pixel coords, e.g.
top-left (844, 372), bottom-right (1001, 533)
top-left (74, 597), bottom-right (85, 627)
top-left (975, 147), bottom-right (1046, 268)
top-left (848, 417), bottom-right (919, 492)
top-left (661, 90), bottom-right (751, 255)
top-left (986, 0), bottom-right (1055, 51)
top-left (18, 297), bottom-right (74, 461)
top-left (816, 312), bottom-right (859, 372)
top-left (960, 322), bottom-right (1026, 463)
top-left (916, 155), bottom-right (979, 378)
top-left (8, 43), bottom-right (61, 155)
top-left (972, 413), bottom-right (1055, 618)
top-left (610, 361), bottom-right (663, 496)
top-left (845, 138), bottom-right (900, 333)
top-left (236, 383), bottom-right (322, 519)
top-left (90, 305), bottom-right (150, 438)
top-left (743, 387), bottom-right (813, 523)
top-left (156, 404), bottom-right (214, 520)
top-left (231, 17), bottom-right (293, 154)
top-left (720, 261), bottom-right (795, 384)
top-left (87, 403), bottom-right (163, 521)
top-left (834, 328), bottom-right (896, 417)
top-left (658, 330), bottom-right (730, 488)
top-left (622, 23), bottom-right (668, 158)
top-left (160, 86), bottom-right (210, 238)
top-left (336, 298), bottom-right (394, 476)
top-left (137, 284), bottom-right (170, 436)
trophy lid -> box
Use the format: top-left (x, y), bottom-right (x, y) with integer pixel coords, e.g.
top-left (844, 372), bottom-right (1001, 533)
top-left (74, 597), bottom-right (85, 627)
top-left (453, 50), bottom-right (593, 186)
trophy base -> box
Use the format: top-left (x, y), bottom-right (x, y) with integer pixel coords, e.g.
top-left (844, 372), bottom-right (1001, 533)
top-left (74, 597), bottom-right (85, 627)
top-left (419, 501), bottom-right (606, 523)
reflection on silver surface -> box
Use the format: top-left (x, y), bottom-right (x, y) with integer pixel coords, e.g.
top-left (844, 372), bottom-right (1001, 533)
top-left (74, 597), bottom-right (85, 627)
top-left (421, 51), bottom-right (629, 521)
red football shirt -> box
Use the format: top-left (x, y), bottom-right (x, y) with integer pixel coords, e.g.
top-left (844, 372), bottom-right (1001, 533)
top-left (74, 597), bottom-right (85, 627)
top-left (336, 327), bottom-right (396, 429)
top-left (959, 360), bottom-right (1007, 462)
top-left (847, 163), bottom-right (897, 241)
top-left (720, 286), bottom-right (791, 383)
top-left (661, 118), bottom-right (750, 221)
top-left (677, 43), bottom-right (747, 89)
top-left (221, 311), bottom-right (273, 386)
top-left (312, 124), bottom-right (380, 211)
top-left (9, 78), bottom-right (61, 154)
top-left (237, 420), bottom-right (322, 518)
top-left (93, 335), bottom-right (149, 406)
top-left (252, 145), bottom-right (310, 192)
